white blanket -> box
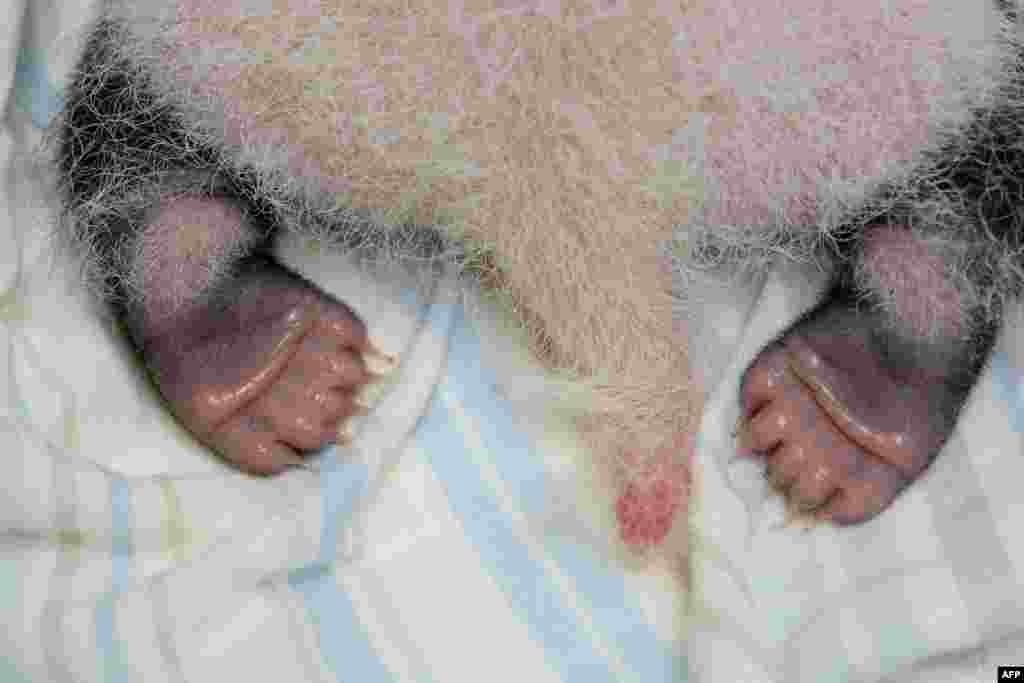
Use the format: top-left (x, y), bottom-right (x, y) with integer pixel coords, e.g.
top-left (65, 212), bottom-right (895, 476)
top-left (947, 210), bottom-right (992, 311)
top-left (2, 1), bottom-right (1023, 681)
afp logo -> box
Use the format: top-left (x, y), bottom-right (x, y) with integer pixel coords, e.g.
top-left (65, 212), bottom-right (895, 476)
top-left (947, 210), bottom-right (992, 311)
top-left (999, 667), bottom-right (1024, 680)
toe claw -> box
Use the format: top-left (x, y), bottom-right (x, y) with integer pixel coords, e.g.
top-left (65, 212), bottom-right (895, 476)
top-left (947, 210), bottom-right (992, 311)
top-left (732, 414), bottom-right (760, 459)
top-left (765, 460), bottom-right (794, 496)
top-left (338, 414), bottom-right (366, 444)
top-left (282, 459), bottom-right (314, 471)
top-left (352, 380), bottom-right (387, 410)
top-left (734, 415), bottom-right (756, 453)
top-left (362, 343), bottom-right (399, 376)
top-left (790, 487), bottom-right (836, 514)
top-left (731, 412), bottom-right (746, 439)
top-left (781, 488), bottom-right (838, 527)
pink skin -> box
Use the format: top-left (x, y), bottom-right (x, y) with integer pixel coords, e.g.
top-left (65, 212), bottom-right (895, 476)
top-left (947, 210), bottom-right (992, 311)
top-left (738, 336), bottom-right (921, 524)
top-left (616, 433), bottom-right (690, 547)
top-left (131, 197), bottom-right (373, 474)
top-left (737, 226), bottom-right (966, 523)
top-left (617, 479), bottom-right (680, 547)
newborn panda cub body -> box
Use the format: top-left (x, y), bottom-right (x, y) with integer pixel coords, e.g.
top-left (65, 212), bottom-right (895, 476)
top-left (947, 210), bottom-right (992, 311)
top-left (54, 0), bottom-right (1024, 528)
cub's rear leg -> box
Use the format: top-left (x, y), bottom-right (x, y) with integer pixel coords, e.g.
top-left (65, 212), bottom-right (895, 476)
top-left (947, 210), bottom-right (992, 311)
top-left (737, 224), bottom-right (997, 524)
top-left (124, 194), bottom-right (381, 474)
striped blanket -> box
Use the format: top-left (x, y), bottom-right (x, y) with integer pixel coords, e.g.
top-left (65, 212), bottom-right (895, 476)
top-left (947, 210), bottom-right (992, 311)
top-left (3, 1), bottom-right (1024, 680)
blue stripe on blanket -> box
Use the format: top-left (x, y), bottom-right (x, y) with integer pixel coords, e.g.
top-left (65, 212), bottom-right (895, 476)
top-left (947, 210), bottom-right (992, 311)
top-left (418, 386), bottom-right (620, 683)
top-left (992, 350), bottom-right (1024, 428)
top-left (442, 302), bottom-right (689, 682)
top-left (13, 46), bottom-right (64, 129)
top-left (287, 457), bottom-right (399, 683)
top-left (390, 300), bottom-right (684, 682)
top-left (285, 286), bottom-right (459, 683)
top-left (289, 564), bottom-right (394, 683)
top-left (96, 477), bottom-right (132, 683)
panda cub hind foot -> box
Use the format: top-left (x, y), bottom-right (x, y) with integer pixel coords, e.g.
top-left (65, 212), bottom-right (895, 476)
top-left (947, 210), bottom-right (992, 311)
top-left (736, 224), bottom-right (994, 525)
top-left (126, 197), bottom-right (378, 474)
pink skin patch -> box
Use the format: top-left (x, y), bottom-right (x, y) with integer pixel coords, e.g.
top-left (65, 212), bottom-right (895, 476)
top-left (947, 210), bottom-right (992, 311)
top-left (616, 433), bottom-right (690, 547)
top-left (133, 195), bottom-right (256, 325)
top-left (859, 223), bottom-right (966, 338)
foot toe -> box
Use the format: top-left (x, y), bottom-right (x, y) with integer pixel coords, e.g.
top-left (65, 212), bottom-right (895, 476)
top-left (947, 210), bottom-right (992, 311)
top-left (250, 396), bottom-right (329, 451)
top-left (209, 418), bottom-right (304, 475)
top-left (822, 460), bottom-right (909, 524)
top-left (739, 344), bottom-right (789, 415)
top-left (313, 298), bottom-right (369, 352)
top-left (764, 444), bottom-right (808, 495)
top-left (292, 337), bottom-right (370, 389)
top-left (738, 404), bottom-right (790, 454)
top-left (740, 337), bottom-right (907, 524)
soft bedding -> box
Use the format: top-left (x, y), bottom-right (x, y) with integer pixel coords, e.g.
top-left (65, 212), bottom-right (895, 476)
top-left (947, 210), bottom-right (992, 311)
top-left (3, 1), bottom-right (1024, 681)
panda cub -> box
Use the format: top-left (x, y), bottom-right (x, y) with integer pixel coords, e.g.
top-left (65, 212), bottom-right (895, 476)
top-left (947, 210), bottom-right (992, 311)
top-left (53, 0), bottom-right (1024, 527)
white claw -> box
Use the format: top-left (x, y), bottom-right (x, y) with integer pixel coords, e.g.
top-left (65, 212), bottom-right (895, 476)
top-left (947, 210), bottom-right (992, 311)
top-left (363, 344), bottom-right (399, 376)
top-left (352, 382), bottom-right (383, 411)
top-left (338, 414), bottom-right (366, 443)
top-left (352, 389), bottom-right (372, 412)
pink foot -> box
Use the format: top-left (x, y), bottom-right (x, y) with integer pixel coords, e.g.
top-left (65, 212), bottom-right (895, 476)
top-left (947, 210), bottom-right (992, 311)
top-left (139, 257), bottom-right (380, 474)
top-left (737, 302), bottom-right (974, 524)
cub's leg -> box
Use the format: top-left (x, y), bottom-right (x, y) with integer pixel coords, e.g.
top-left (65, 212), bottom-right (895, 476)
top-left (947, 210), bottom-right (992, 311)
top-left (736, 80), bottom-right (1024, 524)
top-left (55, 22), bottom-right (389, 473)
top-left (737, 224), bottom-right (998, 524)
top-left (122, 195), bottom-right (378, 474)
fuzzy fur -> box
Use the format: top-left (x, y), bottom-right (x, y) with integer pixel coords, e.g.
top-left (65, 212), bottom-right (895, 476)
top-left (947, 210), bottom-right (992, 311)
top-left (46, 0), bottom-right (1024, 560)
